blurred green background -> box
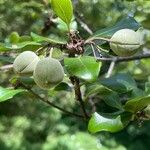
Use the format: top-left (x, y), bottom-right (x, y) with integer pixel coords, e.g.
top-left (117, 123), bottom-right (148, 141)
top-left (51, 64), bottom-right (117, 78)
top-left (0, 0), bottom-right (150, 150)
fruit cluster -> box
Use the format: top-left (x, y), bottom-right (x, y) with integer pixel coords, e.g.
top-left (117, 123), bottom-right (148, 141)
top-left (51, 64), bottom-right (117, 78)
top-left (13, 51), bottom-right (64, 89)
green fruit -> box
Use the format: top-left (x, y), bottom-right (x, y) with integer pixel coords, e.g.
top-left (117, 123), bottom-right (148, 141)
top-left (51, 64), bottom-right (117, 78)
top-left (13, 51), bottom-right (40, 75)
top-left (33, 58), bottom-right (64, 89)
top-left (110, 29), bottom-right (141, 57)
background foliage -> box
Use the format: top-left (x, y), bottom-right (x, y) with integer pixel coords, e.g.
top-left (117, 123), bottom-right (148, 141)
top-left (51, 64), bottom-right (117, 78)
top-left (0, 0), bottom-right (150, 150)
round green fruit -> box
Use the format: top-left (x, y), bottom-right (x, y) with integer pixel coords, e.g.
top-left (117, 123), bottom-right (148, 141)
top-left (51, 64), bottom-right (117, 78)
top-left (13, 51), bottom-right (40, 75)
top-left (110, 29), bottom-right (141, 57)
top-left (33, 58), bottom-right (64, 89)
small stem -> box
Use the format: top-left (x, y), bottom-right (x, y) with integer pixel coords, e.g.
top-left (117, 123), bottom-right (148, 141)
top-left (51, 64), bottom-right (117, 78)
top-left (36, 45), bottom-right (47, 55)
top-left (49, 47), bottom-right (54, 58)
top-left (90, 43), bottom-right (103, 59)
top-left (96, 45), bottom-right (109, 53)
top-left (106, 60), bottom-right (116, 78)
top-left (91, 44), bottom-right (97, 58)
top-left (86, 37), bottom-right (142, 46)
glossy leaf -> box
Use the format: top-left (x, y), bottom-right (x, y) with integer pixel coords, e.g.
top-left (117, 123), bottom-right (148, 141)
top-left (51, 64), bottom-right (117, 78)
top-left (55, 17), bottom-right (78, 32)
top-left (31, 32), bottom-right (67, 44)
top-left (124, 96), bottom-right (150, 113)
top-left (51, 0), bottom-right (73, 28)
top-left (0, 87), bottom-right (25, 103)
top-left (88, 17), bottom-right (140, 41)
top-left (64, 56), bottom-right (101, 82)
top-left (100, 73), bottom-right (137, 93)
top-left (88, 112), bottom-right (124, 133)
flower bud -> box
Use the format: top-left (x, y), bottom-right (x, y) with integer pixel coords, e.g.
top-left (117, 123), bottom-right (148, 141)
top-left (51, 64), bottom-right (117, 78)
top-left (110, 29), bottom-right (141, 57)
top-left (33, 57), bottom-right (64, 89)
top-left (13, 51), bottom-right (40, 75)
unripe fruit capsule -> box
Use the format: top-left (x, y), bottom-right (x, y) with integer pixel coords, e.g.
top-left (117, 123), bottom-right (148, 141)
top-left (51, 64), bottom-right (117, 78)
top-left (110, 29), bottom-right (141, 57)
top-left (33, 57), bottom-right (64, 89)
top-left (13, 51), bottom-right (40, 75)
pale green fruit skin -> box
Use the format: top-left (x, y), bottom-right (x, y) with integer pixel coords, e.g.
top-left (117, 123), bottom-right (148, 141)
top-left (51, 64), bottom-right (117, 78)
top-left (13, 51), bottom-right (40, 75)
top-left (144, 105), bottom-right (150, 119)
top-left (110, 29), bottom-right (141, 57)
top-left (33, 58), bottom-right (64, 89)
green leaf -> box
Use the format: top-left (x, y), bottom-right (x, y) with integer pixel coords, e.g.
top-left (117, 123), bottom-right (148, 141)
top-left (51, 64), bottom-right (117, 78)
top-left (103, 92), bottom-right (123, 110)
top-left (54, 82), bottom-right (72, 92)
top-left (0, 43), bottom-right (9, 51)
top-left (51, 0), bottom-right (73, 28)
top-left (124, 96), bottom-right (150, 113)
top-left (85, 84), bottom-right (123, 110)
top-left (0, 41), bottom-right (41, 51)
top-left (88, 112), bottom-right (124, 133)
top-left (64, 56), bottom-right (101, 82)
top-left (131, 88), bottom-right (146, 98)
top-left (31, 32), bottom-right (67, 44)
top-left (88, 17), bottom-right (140, 41)
top-left (145, 82), bottom-right (150, 95)
top-left (19, 35), bottom-right (32, 42)
top-left (18, 77), bottom-right (35, 85)
top-left (0, 87), bottom-right (25, 103)
top-left (0, 55), bottom-right (14, 63)
top-left (55, 17), bottom-right (78, 32)
top-left (85, 84), bottom-right (109, 98)
top-left (100, 73), bottom-right (137, 93)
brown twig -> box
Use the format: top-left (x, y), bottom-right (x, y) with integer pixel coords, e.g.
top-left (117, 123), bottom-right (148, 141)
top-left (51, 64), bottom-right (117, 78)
top-left (67, 32), bottom-right (89, 120)
top-left (20, 83), bottom-right (84, 118)
top-left (1, 54), bottom-right (150, 72)
top-left (74, 11), bottom-right (93, 35)
top-left (73, 77), bottom-right (89, 120)
top-left (96, 53), bottom-right (150, 62)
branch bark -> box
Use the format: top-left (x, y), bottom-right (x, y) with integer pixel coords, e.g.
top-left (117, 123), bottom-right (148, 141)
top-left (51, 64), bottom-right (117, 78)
top-left (96, 53), bottom-right (150, 62)
top-left (73, 77), bottom-right (89, 120)
top-left (20, 82), bottom-right (84, 118)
